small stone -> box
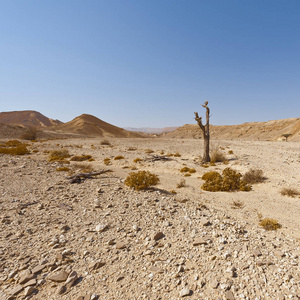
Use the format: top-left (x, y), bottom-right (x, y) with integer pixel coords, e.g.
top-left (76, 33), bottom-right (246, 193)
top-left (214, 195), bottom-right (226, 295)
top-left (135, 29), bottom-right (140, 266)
top-left (24, 286), bottom-right (35, 297)
top-left (179, 287), bottom-right (191, 297)
top-left (24, 279), bottom-right (37, 287)
top-left (95, 224), bottom-right (109, 232)
top-left (57, 285), bottom-right (67, 295)
top-left (225, 290), bottom-right (235, 300)
top-left (91, 261), bottom-right (105, 270)
top-left (210, 279), bottom-right (219, 289)
top-left (32, 265), bottom-right (46, 274)
top-left (48, 270), bottom-right (69, 282)
top-left (19, 272), bottom-right (35, 284)
top-left (94, 199), bottom-right (101, 208)
top-left (107, 239), bottom-right (115, 245)
top-left (252, 249), bottom-right (262, 257)
top-left (9, 284), bottom-right (23, 296)
top-left (115, 242), bottom-right (126, 249)
top-left (200, 217), bottom-right (211, 226)
top-left (65, 270), bottom-right (78, 288)
top-left (149, 266), bottom-right (163, 273)
top-left (152, 231), bottom-right (164, 241)
top-left (193, 238), bottom-right (207, 246)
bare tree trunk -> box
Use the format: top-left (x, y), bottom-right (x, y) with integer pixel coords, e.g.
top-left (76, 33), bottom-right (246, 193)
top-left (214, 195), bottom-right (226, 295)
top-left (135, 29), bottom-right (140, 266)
top-left (194, 101), bottom-right (210, 163)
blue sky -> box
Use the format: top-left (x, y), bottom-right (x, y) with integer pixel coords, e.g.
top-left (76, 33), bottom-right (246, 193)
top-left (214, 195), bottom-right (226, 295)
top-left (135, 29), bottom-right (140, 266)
top-left (1, 1), bottom-right (299, 127)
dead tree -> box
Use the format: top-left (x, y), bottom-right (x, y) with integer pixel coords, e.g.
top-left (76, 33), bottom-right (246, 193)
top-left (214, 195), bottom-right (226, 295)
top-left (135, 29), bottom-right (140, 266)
top-left (194, 101), bottom-right (210, 163)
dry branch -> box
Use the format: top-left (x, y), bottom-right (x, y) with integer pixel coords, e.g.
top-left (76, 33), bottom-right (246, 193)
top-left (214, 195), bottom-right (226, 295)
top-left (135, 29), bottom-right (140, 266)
top-left (67, 169), bottom-right (111, 183)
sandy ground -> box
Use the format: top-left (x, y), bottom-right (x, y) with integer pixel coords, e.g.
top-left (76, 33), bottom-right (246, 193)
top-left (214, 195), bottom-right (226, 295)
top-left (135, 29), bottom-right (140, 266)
top-left (1, 137), bottom-right (299, 300)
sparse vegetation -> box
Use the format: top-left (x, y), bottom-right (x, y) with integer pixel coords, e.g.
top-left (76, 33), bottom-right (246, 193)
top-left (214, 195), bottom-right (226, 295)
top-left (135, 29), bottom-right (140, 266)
top-left (133, 158), bottom-right (143, 163)
top-left (228, 150), bottom-right (234, 154)
top-left (231, 200), bottom-right (244, 209)
top-left (201, 168), bottom-right (251, 192)
top-left (242, 169), bottom-right (264, 184)
top-left (180, 167), bottom-right (196, 173)
top-left (259, 218), bottom-right (282, 231)
top-left (49, 149), bottom-right (70, 161)
top-left (184, 173), bottom-right (191, 177)
top-left (280, 187), bottom-right (300, 198)
top-left (0, 140), bottom-right (30, 156)
top-left (177, 179), bottom-right (186, 188)
top-left (210, 146), bottom-right (226, 163)
top-left (101, 139), bottom-right (111, 146)
top-left (56, 167), bottom-right (70, 172)
top-left (72, 163), bottom-right (93, 173)
top-left (128, 147), bottom-right (137, 151)
top-left (104, 158), bottom-right (111, 165)
top-left (70, 155), bottom-right (93, 161)
top-left (21, 127), bottom-right (37, 141)
top-left (145, 149), bottom-right (154, 154)
top-left (124, 171), bottom-right (159, 191)
top-left (170, 190), bottom-right (177, 194)
top-left (114, 155), bottom-right (125, 160)
top-left (167, 152), bottom-right (181, 157)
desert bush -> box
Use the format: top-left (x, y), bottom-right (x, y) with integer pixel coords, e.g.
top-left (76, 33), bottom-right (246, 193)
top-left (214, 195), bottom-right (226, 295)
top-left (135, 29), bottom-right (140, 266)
top-left (242, 169), bottom-right (264, 184)
top-left (184, 173), bottom-right (191, 177)
top-left (56, 167), bottom-right (70, 172)
top-left (114, 155), bottom-right (125, 160)
top-left (101, 139), bottom-right (111, 146)
top-left (201, 168), bottom-right (251, 192)
top-left (167, 152), bottom-right (181, 157)
top-left (280, 187), bottom-right (300, 198)
top-left (124, 171), bottom-right (159, 191)
top-left (145, 149), bottom-right (154, 154)
top-left (21, 127), bottom-right (37, 141)
top-left (228, 150), bottom-right (233, 154)
top-left (128, 147), bottom-right (137, 151)
top-left (133, 158), bottom-right (143, 163)
top-left (231, 200), bottom-right (244, 209)
top-left (177, 179), bottom-right (186, 188)
top-left (70, 155), bottom-right (93, 161)
top-left (180, 167), bottom-right (190, 173)
top-left (170, 190), bottom-right (177, 194)
top-left (259, 218), bottom-right (282, 231)
top-left (0, 140), bottom-right (30, 156)
top-left (49, 149), bottom-right (70, 161)
top-left (72, 163), bottom-right (93, 173)
top-left (210, 145), bottom-right (226, 163)
top-left (104, 158), bottom-right (111, 165)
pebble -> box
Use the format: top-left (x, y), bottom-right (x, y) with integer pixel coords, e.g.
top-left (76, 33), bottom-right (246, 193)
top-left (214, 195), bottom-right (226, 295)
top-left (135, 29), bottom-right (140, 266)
top-left (179, 287), bottom-right (191, 297)
top-left (48, 270), bottom-right (69, 282)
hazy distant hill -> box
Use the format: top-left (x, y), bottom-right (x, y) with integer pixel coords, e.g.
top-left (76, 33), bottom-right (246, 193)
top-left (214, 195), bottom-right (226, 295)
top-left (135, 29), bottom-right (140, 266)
top-left (0, 110), bottom-right (62, 127)
top-left (163, 118), bottom-right (300, 141)
top-left (53, 114), bottom-right (145, 138)
top-left (124, 127), bottom-right (179, 134)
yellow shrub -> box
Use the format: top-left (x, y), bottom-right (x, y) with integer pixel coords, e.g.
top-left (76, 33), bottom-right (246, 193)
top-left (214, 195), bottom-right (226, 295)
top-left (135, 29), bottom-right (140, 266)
top-left (125, 171), bottom-right (159, 191)
top-left (259, 218), bottom-right (282, 231)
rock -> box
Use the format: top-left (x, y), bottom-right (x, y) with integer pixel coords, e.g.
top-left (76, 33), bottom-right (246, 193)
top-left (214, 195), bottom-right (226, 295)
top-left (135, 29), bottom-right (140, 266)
top-left (24, 286), bottom-right (36, 297)
top-left (95, 224), bottom-right (109, 232)
top-left (149, 266), bottom-right (163, 273)
top-left (199, 217), bottom-right (211, 226)
top-left (225, 290), bottom-right (235, 300)
top-left (9, 284), bottom-right (23, 296)
top-left (210, 279), bottom-right (219, 289)
top-left (65, 270), bottom-right (78, 288)
top-left (115, 242), bottom-right (126, 249)
top-left (91, 261), bottom-right (105, 270)
top-left (57, 285), bottom-right (67, 295)
top-left (252, 249), bottom-right (262, 257)
top-left (19, 271), bottom-right (35, 284)
top-left (193, 238), bottom-right (207, 246)
top-left (48, 270), bottom-right (69, 282)
top-left (94, 199), bottom-right (101, 208)
top-left (32, 265), bottom-right (46, 274)
top-left (23, 279), bottom-right (37, 287)
top-left (179, 287), bottom-right (191, 297)
top-left (152, 231), bottom-right (164, 241)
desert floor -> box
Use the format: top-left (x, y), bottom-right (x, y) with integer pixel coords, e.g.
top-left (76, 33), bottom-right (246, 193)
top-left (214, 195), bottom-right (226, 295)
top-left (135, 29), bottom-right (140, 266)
top-left (1, 137), bottom-right (299, 299)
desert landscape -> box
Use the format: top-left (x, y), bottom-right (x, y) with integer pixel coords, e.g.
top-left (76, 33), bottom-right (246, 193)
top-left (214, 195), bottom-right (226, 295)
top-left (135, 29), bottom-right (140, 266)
top-left (0, 111), bottom-right (299, 300)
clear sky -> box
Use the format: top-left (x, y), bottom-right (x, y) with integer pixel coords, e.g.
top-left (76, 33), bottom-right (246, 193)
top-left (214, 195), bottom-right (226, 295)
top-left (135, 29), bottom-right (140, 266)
top-left (1, 1), bottom-right (299, 127)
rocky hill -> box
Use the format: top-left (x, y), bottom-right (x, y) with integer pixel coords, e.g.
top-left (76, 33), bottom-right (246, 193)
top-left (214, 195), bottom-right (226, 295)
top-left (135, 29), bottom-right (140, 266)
top-left (53, 114), bottom-right (145, 138)
top-left (163, 118), bottom-right (300, 141)
top-left (0, 111), bottom-right (62, 128)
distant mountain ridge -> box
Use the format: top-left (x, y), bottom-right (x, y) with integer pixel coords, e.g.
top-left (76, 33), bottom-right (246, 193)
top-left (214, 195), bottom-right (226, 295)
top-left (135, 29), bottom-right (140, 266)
top-left (124, 126), bottom-right (179, 134)
top-left (163, 118), bottom-right (300, 141)
top-left (0, 110), bottom-right (62, 127)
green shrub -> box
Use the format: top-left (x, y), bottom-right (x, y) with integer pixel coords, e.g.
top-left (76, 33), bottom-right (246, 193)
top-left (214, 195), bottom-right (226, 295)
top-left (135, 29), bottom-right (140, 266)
top-left (259, 218), bottom-right (282, 231)
top-left (201, 168), bottom-right (251, 192)
top-left (124, 171), bottom-right (159, 191)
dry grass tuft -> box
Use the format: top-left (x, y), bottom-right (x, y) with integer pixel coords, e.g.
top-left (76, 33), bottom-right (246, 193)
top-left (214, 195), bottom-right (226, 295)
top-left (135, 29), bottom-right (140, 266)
top-left (125, 171), bottom-right (159, 191)
top-left (259, 218), bottom-right (282, 231)
top-left (72, 163), bottom-right (93, 173)
top-left (145, 149), bottom-right (154, 154)
top-left (280, 187), bottom-right (300, 198)
top-left (210, 145), bottom-right (226, 163)
top-left (180, 167), bottom-right (196, 174)
top-left (56, 167), bottom-right (70, 172)
top-left (70, 155), bottom-right (93, 162)
top-left (177, 179), bottom-right (186, 188)
top-left (103, 158), bottom-right (111, 165)
top-left (242, 169), bottom-right (264, 184)
top-left (231, 200), bottom-right (244, 209)
top-left (49, 149), bottom-right (70, 161)
top-left (100, 139), bottom-right (111, 146)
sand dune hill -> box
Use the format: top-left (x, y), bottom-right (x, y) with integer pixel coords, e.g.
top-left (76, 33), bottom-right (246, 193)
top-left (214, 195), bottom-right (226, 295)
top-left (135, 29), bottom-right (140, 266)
top-left (163, 118), bottom-right (300, 141)
top-left (53, 114), bottom-right (145, 138)
top-left (0, 110), bottom-right (62, 128)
